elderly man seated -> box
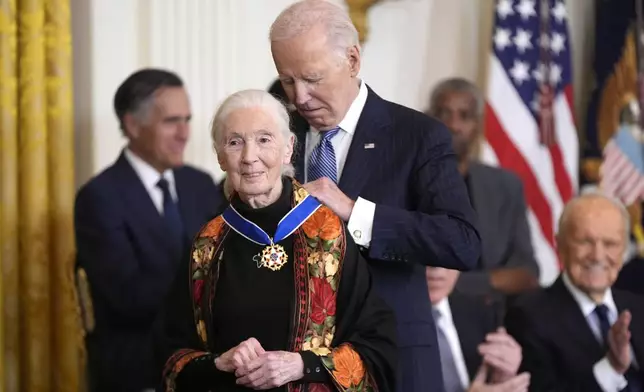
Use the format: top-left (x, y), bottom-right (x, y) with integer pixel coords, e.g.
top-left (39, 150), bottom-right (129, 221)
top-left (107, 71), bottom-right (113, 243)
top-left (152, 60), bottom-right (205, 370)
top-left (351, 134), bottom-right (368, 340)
top-left (426, 267), bottom-right (529, 392)
top-left (505, 192), bottom-right (644, 391)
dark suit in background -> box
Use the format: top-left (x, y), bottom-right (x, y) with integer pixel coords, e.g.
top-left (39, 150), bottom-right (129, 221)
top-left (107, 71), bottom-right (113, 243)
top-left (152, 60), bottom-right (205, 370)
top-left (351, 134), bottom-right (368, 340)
top-left (505, 277), bottom-right (644, 392)
top-left (293, 87), bottom-right (481, 392)
top-left (457, 162), bottom-right (539, 298)
top-left (428, 77), bottom-right (538, 301)
top-left (615, 257), bottom-right (644, 297)
top-left (449, 291), bottom-right (504, 380)
top-left (75, 153), bottom-right (221, 392)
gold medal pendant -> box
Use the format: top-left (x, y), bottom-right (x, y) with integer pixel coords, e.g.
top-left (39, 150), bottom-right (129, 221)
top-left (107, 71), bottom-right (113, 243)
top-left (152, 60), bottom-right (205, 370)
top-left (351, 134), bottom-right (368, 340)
top-left (259, 244), bottom-right (288, 271)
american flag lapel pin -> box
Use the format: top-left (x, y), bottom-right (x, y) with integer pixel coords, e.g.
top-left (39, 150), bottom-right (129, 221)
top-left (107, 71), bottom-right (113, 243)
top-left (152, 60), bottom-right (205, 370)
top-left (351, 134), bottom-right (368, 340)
top-left (364, 143), bottom-right (375, 149)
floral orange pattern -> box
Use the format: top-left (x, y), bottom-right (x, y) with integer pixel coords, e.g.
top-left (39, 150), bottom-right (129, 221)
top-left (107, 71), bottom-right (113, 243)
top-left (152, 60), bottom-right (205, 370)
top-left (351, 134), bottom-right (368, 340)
top-left (301, 206), bottom-right (342, 241)
top-left (294, 181), bottom-right (376, 392)
top-left (300, 202), bottom-right (343, 358)
top-left (163, 349), bottom-right (210, 392)
top-left (190, 216), bottom-right (227, 347)
top-left (332, 345), bottom-right (366, 388)
top-left (199, 217), bottom-right (225, 238)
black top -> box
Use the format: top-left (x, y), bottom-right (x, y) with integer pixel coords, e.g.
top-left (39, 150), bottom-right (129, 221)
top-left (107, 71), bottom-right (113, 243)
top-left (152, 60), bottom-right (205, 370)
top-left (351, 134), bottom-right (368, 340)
top-left (211, 179), bottom-right (295, 391)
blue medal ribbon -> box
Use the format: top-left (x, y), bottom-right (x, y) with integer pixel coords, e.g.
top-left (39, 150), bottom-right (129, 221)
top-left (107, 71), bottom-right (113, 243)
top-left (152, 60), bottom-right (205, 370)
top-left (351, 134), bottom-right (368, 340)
top-left (222, 194), bottom-right (321, 246)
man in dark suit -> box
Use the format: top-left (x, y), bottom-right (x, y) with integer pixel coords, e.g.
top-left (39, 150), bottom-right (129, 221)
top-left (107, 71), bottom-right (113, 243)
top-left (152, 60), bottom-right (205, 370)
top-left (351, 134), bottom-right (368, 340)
top-left (269, 2), bottom-right (481, 391)
top-left (505, 192), bottom-right (644, 391)
top-left (427, 77), bottom-right (539, 300)
top-left (426, 266), bottom-right (529, 392)
top-left (74, 69), bottom-right (222, 392)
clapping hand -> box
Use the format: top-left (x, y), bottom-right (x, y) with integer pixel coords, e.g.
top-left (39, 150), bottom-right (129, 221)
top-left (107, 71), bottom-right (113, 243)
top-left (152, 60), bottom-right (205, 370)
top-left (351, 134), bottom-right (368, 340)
top-left (477, 327), bottom-right (522, 383)
top-left (468, 363), bottom-right (530, 392)
top-left (607, 310), bottom-right (632, 374)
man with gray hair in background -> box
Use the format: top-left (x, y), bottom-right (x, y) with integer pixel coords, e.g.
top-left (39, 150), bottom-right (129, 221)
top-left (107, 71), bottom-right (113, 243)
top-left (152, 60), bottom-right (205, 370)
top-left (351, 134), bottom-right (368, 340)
top-left (505, 192), bottom-right (644, 391)
top-left (427, 77), bottom-right (539, 303)
top-left (269, 2), bottom-right (482, 391)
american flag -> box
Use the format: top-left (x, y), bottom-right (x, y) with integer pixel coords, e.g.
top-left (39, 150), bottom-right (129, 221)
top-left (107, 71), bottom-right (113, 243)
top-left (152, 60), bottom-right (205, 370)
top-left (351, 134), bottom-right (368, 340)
top-left (600, 125), bottom-right (644, 206)
top-left (482, 0), bottom-right (578, 285)
top-left (599, 26), bottom-right (644, 209)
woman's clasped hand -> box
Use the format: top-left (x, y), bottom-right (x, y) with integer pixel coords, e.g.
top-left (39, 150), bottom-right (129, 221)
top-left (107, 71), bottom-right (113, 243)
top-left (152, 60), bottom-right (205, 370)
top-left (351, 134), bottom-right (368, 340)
top-left (215, 338), bottom-right (305, 390)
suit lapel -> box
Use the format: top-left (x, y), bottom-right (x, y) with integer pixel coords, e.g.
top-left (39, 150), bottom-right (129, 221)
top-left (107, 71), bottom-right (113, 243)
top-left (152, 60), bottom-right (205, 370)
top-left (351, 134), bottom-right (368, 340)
top-left (467, 163), bottom-right (486, 218)
top-left (114, 153), bottom-right (179, 256)
top-left (292, 87), bottom-right (391, 200)
top-left (338, 88), bottom-right (392, 200)
top-left (549, 278), bottom-right (605, 358)
top-left (467, 164), bottom-right (492, 264)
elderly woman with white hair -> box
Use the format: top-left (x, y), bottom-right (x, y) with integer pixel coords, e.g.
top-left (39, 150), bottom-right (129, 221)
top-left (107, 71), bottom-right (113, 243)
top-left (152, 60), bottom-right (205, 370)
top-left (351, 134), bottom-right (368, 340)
top-left (156, 89), bottom-right (397, 392)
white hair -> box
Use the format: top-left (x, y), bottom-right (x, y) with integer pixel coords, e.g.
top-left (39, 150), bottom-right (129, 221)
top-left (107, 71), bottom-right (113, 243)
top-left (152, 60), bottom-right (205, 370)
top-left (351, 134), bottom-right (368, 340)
top-left (210, 89), bottom-right (296, 177)
top-left (428, 77), bottom-right (484, 117)
top-left (269, 0), bottom-right (360, 59)
top-left (557, 189), bottom-right (631, 244)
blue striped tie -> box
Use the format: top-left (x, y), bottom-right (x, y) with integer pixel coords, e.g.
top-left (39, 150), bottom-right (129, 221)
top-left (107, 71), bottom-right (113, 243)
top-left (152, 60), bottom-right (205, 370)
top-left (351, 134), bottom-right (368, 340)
top-left (308, 127), bottom-right (340, 183)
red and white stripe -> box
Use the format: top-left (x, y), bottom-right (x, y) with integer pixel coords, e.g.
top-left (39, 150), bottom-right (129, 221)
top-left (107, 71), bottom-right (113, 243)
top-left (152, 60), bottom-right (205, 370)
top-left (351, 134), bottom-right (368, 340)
top-left (600, 140), bottom-right (644, 206)
top-left (482, 56), bottom-right (578, 286)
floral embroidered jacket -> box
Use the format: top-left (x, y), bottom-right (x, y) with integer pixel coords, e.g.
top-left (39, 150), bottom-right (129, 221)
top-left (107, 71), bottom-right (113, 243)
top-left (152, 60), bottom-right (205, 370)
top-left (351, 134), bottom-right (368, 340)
top-left (157, 180), bottom-right (397, 392)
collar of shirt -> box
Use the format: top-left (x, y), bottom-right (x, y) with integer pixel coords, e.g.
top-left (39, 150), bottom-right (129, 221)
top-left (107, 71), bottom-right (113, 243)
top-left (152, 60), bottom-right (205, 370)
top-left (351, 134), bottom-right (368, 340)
top-left (433, 297), bottom-right (471, 388)
top-left (562, 272), bottom-right (617, 320)
top-left (310, 79), bottom-right (368, 137)
top-left (124, 148), bottom-right (177, 202)
top-left (305, 80), bottom-right (368, 182)
top-left (434, 297), bottom-right (455, 325)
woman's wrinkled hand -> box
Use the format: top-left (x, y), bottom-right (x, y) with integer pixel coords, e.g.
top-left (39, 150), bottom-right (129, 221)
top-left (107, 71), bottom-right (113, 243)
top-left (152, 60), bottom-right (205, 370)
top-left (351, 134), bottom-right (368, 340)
top-left (235, 351), bottom-right (304, 390)
top-left (214, 337), bottom-right (265, 373)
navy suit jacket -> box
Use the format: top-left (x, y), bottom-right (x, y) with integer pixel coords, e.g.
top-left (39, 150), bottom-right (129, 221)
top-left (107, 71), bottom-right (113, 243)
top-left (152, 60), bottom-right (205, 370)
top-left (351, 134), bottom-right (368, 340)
top-left (74, 153), bottom-right (222, 392)
top-left (293, 87), bottom-right (481, 392)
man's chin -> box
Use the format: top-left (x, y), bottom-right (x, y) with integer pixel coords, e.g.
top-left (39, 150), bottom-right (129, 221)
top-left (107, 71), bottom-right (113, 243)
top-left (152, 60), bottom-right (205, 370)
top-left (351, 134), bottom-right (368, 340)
top-left (165, 155), bottom-right (185, 168)
top-left (299, 112), bottom-right (329, 128)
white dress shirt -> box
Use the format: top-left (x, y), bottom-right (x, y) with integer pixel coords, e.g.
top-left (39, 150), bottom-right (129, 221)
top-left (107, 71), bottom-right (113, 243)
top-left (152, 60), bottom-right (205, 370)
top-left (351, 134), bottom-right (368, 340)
top-left (562, 273), bottom-right (639, 392)
top-left (124, 148), bottom-right (178, 214)
top-left (434, 298), bottom-right (471, 389)
top-left (303, 80), bottom-right (376, 247)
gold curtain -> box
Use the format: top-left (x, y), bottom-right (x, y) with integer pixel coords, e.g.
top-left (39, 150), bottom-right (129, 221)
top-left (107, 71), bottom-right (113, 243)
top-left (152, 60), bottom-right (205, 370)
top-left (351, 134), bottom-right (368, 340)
top-left (0, 0), bottom-right (84, 391)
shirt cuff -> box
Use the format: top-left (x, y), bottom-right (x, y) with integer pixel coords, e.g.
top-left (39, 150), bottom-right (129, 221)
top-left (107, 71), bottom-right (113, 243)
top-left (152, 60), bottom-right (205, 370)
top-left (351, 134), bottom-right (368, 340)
top-left (347, 197), bottom-right (375, 247)
top-left (593, 357), bottom-right (628, 392)
top-left (299, 351), bottom-right (330, 383)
